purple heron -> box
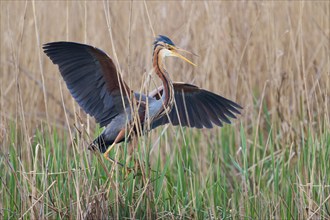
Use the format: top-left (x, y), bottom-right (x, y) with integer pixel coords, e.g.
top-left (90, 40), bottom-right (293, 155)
top-left (43, 35), bottom-right (242, 161)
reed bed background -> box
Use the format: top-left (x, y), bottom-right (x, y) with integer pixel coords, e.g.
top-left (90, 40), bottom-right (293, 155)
top-left (0, 1), bottom-right (329, 219)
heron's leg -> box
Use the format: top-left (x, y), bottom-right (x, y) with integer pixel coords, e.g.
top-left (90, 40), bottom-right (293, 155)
top-left (103, 143), bottom-right (116, 162)
top-left (103, 128), bottom-right (126, 162)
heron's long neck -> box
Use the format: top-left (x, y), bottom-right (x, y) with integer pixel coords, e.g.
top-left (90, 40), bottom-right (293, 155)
top-left (153, 47), bottom-right (174, 114)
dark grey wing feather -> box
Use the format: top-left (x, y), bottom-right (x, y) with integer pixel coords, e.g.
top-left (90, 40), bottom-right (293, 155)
top-left (43, 42), bottom-right (131, 127)
top-left (151, 83), bottom-right (242, 129)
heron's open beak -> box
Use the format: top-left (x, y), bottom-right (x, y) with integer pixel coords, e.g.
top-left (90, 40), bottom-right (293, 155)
top-left (169, 45), bottom-right (197, 66)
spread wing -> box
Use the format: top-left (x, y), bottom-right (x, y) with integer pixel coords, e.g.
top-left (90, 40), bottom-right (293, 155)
top-left (43, 42), bottom-right (131, 127)
top-left (150, 83), bottom-right (242, 129)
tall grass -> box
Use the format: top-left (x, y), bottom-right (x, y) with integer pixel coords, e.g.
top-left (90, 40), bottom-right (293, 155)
top-left (1, 1), bottom-right (329, 219)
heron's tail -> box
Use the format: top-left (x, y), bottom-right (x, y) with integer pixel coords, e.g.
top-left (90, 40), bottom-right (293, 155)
top-left (88, 134), bottom-right (112, 153)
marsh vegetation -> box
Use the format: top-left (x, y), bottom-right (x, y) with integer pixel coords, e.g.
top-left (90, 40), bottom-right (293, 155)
top-left (0, 1), bottom-right (329, 219)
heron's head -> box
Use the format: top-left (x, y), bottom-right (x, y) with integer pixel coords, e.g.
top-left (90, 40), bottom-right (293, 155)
top-left (153, 35), bottom-right (196, 66)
